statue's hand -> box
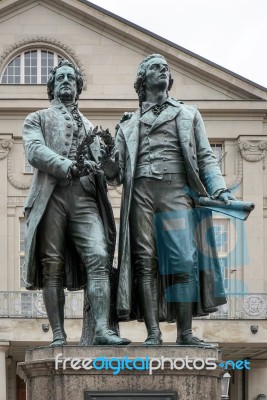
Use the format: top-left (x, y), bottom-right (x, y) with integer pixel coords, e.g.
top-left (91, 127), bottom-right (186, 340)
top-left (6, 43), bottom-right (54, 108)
top-left (67, 162), bottom-right (79, 179)
top-left (83, 160), bottom-right (99, 175)
top-left (218, 190), bottom-right (236, 205)
top-left (99, 150), bottom-right (119, 179)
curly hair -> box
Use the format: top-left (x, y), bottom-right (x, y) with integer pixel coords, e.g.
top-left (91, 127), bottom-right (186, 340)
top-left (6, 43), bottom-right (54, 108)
top-left (47, 59), bottom-right (83, 101)
top-left (134, 54), bottom-right (174, 106)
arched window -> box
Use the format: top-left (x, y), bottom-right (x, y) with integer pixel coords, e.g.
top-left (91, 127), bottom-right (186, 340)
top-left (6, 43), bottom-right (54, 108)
top-left (1, 49), bottom-right (63, 84)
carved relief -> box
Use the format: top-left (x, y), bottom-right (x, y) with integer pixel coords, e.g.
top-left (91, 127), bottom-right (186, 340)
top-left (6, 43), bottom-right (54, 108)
top-left (0, 36), bottom-right (87, 88)
top-left (0, 139), bottom-right (13, 160)
top-left (243, 295), bottom-right (267, 318)
top-left (7, 153), bottom-right (31, 190)
top-left (8, 197), bottom-right (27, 207)
top-left (218, 139), bottom-right (267, 191)
top-left (225, 149), bottom-right (243, 191)
top-left (238, 140), bottom-right (267, 169)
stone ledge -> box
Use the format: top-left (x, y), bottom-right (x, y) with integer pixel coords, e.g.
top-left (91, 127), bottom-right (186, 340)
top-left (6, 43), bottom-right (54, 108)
top-left (24, 344), bottom-right (220, 361)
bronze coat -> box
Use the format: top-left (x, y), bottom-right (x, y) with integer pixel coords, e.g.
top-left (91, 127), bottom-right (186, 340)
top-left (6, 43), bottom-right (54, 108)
top-left (114, 100), bottom-right (228, 319)
top-left (23, 99), bottom-right (116, 290)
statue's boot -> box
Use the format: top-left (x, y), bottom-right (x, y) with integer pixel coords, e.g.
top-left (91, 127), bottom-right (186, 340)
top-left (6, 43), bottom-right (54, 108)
top-left (175, 302), bottom-right (215, 348)
top-left (138, 280), bottom-right (162, 345)
top-left (42, 285), bottom-right (67, 347)
top-left (88, 279), bottom-right (131, 345)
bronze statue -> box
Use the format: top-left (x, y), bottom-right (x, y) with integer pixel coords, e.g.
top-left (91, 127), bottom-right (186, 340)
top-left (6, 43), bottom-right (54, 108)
top-left (110, 54), bottom-right (236, 346)
top-left (23, 59), bottom-right (130, 347)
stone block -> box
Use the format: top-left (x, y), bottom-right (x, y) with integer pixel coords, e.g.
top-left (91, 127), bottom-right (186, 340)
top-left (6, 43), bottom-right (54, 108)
top-left (17, 345), bottom-right (224, 400)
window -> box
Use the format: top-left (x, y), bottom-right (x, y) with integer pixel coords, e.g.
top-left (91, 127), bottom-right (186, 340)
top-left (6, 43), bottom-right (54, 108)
top-left (210, 143), bottom-right (225, 174)
top-left (210, 143), bottom-right (223, 162)
top-left (24, 154), bottom-right (34, 174)
top-left (19, 220), bottom-right (26, 287)
top-left (1, 49), bottom-right (63, 84)
top-left (213, 219), bottom-right (229, 291)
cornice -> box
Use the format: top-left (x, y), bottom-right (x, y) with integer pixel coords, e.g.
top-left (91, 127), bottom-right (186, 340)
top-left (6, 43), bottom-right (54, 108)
top-left (0, 99), bottom-right (266, 116)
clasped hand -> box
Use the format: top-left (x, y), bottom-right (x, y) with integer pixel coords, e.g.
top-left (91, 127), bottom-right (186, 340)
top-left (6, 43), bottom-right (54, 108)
top-left (217, 191), bottom-right (236, 205)
top-left (69, 160), bottom-right (99, 178)
top-left (99, 149), bottom-right (119, 179)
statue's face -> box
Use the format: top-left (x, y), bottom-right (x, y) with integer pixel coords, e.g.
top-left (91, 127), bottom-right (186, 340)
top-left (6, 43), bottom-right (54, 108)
top-left (53, 65), bottom-right (77, 103)
top-left (144, 57), bottom-right (170, 93)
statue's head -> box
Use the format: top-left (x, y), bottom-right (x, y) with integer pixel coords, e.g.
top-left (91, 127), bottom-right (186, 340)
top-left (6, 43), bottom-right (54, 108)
top-left (134, 54), bottom-right (174, 106)
top-left (47, 59), bottom-right (83, 102)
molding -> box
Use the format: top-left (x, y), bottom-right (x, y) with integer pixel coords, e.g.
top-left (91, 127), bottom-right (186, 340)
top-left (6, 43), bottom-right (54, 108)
top-left (8, 197), bottom-right (27, 207)
top-left (7, 153), bottom-right (30, 190)
top-left (0, 138), bottom-right (12, 160)
top-left (238, 140), bottom-right (267, 169)
top-left (0, 36), bottom-right (87, 89)
top-left (243, 295), bottom-right (267, 318)
top-left (225, 148), bottom-right (243, 190)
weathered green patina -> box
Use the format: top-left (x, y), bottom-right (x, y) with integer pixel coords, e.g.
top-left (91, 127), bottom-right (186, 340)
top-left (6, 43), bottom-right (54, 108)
top-left (23, 60), bottom-right (130, 347)
top-left (110, 54), bottom-right (237, 347)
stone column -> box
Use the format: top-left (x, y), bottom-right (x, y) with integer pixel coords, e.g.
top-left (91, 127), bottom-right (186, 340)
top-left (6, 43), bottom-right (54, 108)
top-left (0, 342), bottom-right (10, 400)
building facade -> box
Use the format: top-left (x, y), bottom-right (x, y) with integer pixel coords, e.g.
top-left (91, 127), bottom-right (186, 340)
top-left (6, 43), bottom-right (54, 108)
top-left (0, 0), bottom-right (267, 399)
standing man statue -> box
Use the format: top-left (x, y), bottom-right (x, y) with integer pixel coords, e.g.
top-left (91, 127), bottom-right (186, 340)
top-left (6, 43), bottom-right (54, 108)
top-left (23, 59), bottom-right (130, 346)
top-left (111, 54), bottom-right (236, 346)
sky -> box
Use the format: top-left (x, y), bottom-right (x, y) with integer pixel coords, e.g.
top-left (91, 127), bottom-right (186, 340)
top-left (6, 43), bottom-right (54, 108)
top-left (89, 0), bottom-right (267, 88)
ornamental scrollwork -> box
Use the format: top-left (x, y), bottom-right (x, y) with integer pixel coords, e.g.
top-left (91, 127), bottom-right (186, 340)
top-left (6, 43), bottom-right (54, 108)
top-left (226, 149), bottom-right (243, 190)
top-left (7, 153), bottom-right (31, 190)
top-left (238, 140), bottom-right (267, 169)
top-left (242, 295), bottom-right (267, 318)
top-left (0, 139), bottom-right (13, 160)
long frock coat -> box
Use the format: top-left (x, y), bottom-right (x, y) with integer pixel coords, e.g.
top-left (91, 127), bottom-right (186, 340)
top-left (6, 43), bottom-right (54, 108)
top-left (113, 99), bottom-right (228, 320)
top-left (23, 99), bottom-right (116, 290)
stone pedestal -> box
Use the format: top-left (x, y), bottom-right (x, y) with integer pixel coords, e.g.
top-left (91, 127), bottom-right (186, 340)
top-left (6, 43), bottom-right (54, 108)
top-left (17, 345), bottom-right (224, 400)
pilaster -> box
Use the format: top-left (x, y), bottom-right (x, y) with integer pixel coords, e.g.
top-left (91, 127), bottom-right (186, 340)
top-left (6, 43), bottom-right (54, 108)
top-left (0, 341), bottom-right (10, 400)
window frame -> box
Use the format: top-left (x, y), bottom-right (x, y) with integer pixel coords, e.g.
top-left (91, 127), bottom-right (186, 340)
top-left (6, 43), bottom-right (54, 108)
top-left (210, 142), bottom-right (225, 175)
top-left (213, 217), bottom-right (230, 292)
top-left (1, 49), bottom-right (62, 84)
top-left (24, 154), bottom-right (34, 174)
